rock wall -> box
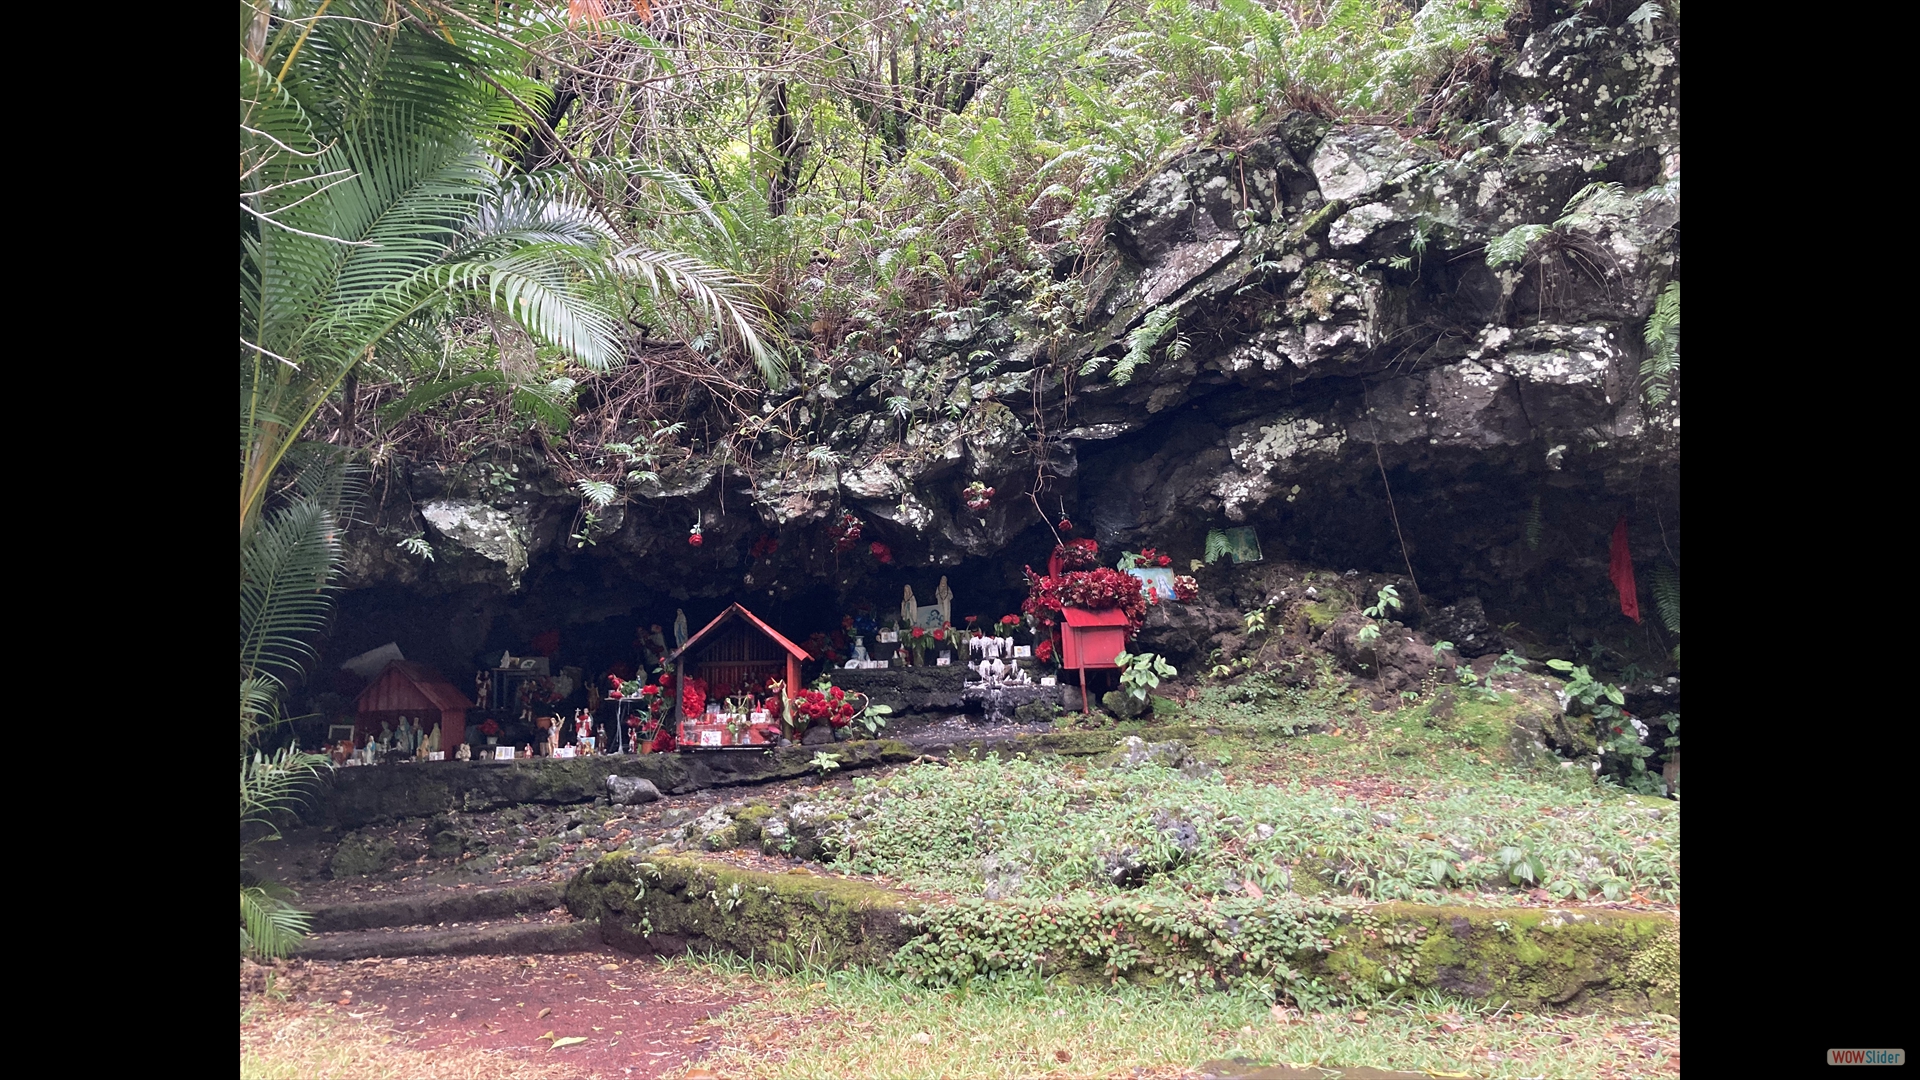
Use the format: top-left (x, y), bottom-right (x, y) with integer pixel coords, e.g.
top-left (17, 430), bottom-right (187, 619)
top-left (323, 1), bottom-right (1678, 681)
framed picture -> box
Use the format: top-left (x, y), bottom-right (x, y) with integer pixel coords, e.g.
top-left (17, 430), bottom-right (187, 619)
top-left (936, 656), bottom-right (951, 666)
top-left (1126, 567), bottom-right (1177, 601)
top-left (1013, 645), bottom-right (1033, 658)
top-left (494, 746), bottom-right (515, 761)
top-left (1222, 526), bottom-right (1263, 563)
top-left (328, 724), bottom-right (357, 744)
top-left (428, 751), bottom-right (445, 761)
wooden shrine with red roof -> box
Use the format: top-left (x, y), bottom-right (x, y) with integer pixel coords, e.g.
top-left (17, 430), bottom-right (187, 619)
top-left (354, 660), bottom-right (473, 755)
top-left (666, 604), bottom-right (810, 726)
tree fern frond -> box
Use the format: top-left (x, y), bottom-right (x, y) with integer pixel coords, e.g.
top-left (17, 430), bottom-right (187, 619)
top-left (1205, 529), bottom-right (1233, 564)
top-left (1524, 494), bottom-right (1543, 550)
top-left (1652, 562), bottom-right (1680, 636)
top-left (1641, 281), bottom-right (1680, 406)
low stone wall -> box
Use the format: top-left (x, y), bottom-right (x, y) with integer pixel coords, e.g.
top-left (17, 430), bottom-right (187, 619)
top-left (828, 665), bottom-right (969, 715)
top-left (299, 740), bottom-right (918, 828)
top-left (567, 852), bottom-right (1679, 1016)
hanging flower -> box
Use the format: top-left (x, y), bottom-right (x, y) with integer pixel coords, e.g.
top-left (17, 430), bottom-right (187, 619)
top-left (1058, 517), bottom-right (1073, 532)
top-left (870, 541), bottom-right (893, 564)
top-left (963, 481), bottom-right (994, 511)
top-left (750, 533), bottom-right (780, 559)
top-left (688, 528), bottom-right (703, 547)
top-left (830, 510), bottom-right (864, 552)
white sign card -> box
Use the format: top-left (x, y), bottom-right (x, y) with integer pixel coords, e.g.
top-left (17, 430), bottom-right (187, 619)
top-left (428, 751), bottom-right (445, 761)
top-left (494, 746), bottom-right (515, 760)
top-left (936, 656), bottom-right (951, 666)
top-left (700, 729), bottom-right (722, 746)
top-left (1040, 676), bottom-right (1057, 686)
top-left (1013, 645), bottom-right (1032, 658)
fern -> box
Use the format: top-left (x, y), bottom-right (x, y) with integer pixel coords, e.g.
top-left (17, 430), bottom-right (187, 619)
top-left (1485, 223), bottom-right (1551, 268)
top-left (1652, 563), bottom-right (1680, 636)
top-left (1641, 281), bottom-right (1680, 406)
top-left (576, 479), bottom-right (617, 508)
top-left (1205, 529), bottom-right (1233, 564)
top-left (1089, 305), bottom-right (1183, 386)
top-left (397, 534), bottom-right (435, 561)
top-left (1524, 494), bottom-right (1543, 551)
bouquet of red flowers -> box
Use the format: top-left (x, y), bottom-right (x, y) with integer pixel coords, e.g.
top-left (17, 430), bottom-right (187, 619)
top-left (791, 685), bottom-right (855, 729)
top-left (830, 510), bottom-right (864, 553)
top-left (1023, 565), bottom-right (1150, 636)
top-left (1119, 546), bottom-right (1173, 569)
top-left (681, 675), bottom-right (709, 718)
top-left (606, 674), bottom-right (626, 700)
top-left (479, 718), bottom-right (502, 737)
top-left (1052, 537), bottom-right (1101, 571)
top-left (1173, 575), bottom-right (1199, 602)
top-left (994, 614), bottom-right (1021, 638)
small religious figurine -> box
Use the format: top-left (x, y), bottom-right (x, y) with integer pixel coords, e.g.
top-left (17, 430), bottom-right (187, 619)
top-left (475, 671), bottom-right (490, 709)
top-left (673, 609), bottom-right (690, 651)
top-left (455, 741), bottom-right (472, 761)
top-left (852, 636), bottom-right (868, 663)
top-left (597, 724), bottom-right (609, 752)
top-left (425, 721), bottom-right (441, 756)
top-left (902, 586), bottom-right (918, 629)
top-left (522, 743), bottom-right (533, 759)
top-left (935, 576), bottom-right (953, 625)
top-left (395, 716), bottom-right (414, 754)
top-left (576, 708), bottom-right (593, 743)
top-left (377, 720), bottom-right (393, 754)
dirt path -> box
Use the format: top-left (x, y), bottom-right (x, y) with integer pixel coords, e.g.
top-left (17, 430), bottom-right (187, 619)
top-left (243, 951), bottom-right (749, 1080)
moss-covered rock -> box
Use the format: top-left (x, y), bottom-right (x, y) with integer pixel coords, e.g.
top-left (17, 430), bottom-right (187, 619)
top-left (328, 833), bottom-right (398, 878)
top-left (566, 852), bottom-right (919, 967)
top-left (565, 856), bottom-right (1678, 1014)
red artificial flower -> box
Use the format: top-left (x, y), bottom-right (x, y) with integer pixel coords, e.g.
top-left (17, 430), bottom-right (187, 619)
top-left (965, 615), bottom-right (978, 626)
top-left (649, 730), bottom-right (676, 753)
top-left (1612, 726), bottom-right (1624, 735)
top-left (1158, 555), bottom-right (1172, 567)
top-left (1034, 639), bottom-right (1055, 663)
top-left (911, 626), bottom-right (926, 639)
top-left (829, 686), bottom-right (845, 702)
top-left (640, 684), bottom-right (660, 697)
top-left (1000, 615), bottom-right (1020, 626)
top-left (870, 541), bottom-right (893, 564)
top-left (1058, 518), bottom-right (1073, 532)
top-left (932, 628), bottom-right (946, 641)
top-left (659, 673), bottom-right (673, 686)
top-left (688, 532), bottom-right (703, 546)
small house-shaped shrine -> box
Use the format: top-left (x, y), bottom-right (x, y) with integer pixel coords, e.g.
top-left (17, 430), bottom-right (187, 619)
top-left (667, 604), bottom-right (809, 724)
top-left (356, 660), bottom-right (472, 754)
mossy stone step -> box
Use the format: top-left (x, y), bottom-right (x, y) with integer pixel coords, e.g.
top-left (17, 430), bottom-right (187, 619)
top-left (306, 883), bottom-right (565, 932)
top-left (289, 917), bottom-right (600, 961)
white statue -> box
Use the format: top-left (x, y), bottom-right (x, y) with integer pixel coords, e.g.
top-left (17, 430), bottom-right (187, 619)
top-left (394, 717), bottom-right (412, 754)
top-left (455, 741), bottom-right (472, 761)
top-left (853, 636), bottom-right (868, 662)
top-left (377, 721), bottom-right (393, 753)
top-left (425, 721), bottom-right (441, 756)
top-left (902, 586), bottom-right (918, 629)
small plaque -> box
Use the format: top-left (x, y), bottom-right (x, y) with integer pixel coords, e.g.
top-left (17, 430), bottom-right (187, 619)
top-left (845, 659), bottom-right (862, 669)
top-left (699, 729), bottom-right (722, 747)
top-left (1013, 645), bottom-right (1032, 658)
top-left (494, 746), bottom-right (515, 761)
top-left (428, 751), bottom-right (445, 761)
top-left (750, 711), bottom-right (771, 724)
top-left (1040, 676), bottom-right (1057, 687)
top-left (936, 656), bottom-right (951, 666)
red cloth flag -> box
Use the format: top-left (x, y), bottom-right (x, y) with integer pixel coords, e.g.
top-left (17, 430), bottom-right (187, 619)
top-left (1609, 515), bottom-right (1641, 624)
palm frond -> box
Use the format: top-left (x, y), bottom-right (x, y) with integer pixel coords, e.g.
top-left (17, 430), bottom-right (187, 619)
top-left (239, 499), bottom-right (341, 693)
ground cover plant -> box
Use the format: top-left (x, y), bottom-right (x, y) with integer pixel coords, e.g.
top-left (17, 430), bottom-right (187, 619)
top-left (809, 726), bottom-right (1679, 908)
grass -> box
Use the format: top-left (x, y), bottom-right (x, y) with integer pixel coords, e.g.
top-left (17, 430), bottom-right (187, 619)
top-left (673, 952), bottom-right (1679, 1080)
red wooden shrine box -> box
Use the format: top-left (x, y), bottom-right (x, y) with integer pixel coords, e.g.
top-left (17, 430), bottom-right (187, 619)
top-left (1060, 607), bottom-right (1129, 669)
